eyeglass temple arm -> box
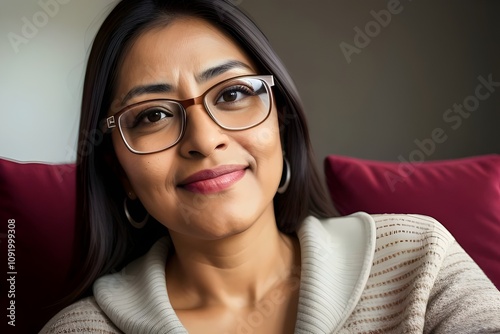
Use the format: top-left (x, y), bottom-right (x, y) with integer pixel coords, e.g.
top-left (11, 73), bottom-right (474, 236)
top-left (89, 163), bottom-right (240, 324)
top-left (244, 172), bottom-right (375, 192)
top-left (262, 75), bottom-right (274, 87)
top-left (97, 116), bottom-right (116, 134)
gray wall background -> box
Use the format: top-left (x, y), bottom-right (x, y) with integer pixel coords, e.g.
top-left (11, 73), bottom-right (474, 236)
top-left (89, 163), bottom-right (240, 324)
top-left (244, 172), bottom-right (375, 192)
top-left (0, 0), bottom-right (116, 163)
top-left (240, 0), bottom-right (500, 170)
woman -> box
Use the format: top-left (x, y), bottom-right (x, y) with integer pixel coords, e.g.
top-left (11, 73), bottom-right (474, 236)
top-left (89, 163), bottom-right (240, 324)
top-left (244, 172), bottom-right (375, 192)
top-left (42, 0), bottom-right (500, 333)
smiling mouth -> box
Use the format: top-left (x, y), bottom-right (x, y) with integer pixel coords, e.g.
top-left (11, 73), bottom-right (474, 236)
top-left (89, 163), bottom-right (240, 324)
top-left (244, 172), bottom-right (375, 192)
top-left (178, 165), bottom-right (248, 194)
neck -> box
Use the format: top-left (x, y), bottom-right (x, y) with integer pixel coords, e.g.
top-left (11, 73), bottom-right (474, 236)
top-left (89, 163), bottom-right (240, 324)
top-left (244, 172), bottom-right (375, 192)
top-left (165, 207), bottom-right (300, 308)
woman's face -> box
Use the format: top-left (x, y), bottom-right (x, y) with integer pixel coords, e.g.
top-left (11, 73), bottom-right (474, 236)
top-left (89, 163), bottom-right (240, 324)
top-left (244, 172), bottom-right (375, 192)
top-left (111, 17), bottom-right (283, 240)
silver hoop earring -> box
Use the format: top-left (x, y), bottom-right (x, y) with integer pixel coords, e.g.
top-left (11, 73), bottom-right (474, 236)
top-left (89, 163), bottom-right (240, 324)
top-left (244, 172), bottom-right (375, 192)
top-left (277, 157), bottom-right (291, 194)
top-left (124, 197), bottom-right (149, 229)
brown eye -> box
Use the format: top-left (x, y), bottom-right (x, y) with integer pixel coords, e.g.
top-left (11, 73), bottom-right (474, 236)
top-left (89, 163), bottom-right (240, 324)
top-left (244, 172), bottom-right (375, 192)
top-left (215, 85), bottom-right (254, 105)
top-left (133, 108), bottom-right (173, 127)
top-left (147, 110), bottom-right (163, 122)
top-left (221, 91), bottom-right (238, 102)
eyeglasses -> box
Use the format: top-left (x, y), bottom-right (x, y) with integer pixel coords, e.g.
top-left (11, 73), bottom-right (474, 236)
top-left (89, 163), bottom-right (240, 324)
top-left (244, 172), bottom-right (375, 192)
top-left (103, 75), bottom-right (275, 154)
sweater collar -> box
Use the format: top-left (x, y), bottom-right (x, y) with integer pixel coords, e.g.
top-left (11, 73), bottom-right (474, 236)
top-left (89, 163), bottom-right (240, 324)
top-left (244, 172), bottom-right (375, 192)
top-left (94, 212), bottom-right (375, 334)
top-left (94, 236), bottom-right (186, 333)
top-left (294, 213), bottom-right (376, 333)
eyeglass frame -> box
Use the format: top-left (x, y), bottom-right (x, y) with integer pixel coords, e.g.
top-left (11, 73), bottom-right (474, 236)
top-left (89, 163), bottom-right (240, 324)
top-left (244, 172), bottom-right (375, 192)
top-left (102, 74), bottom-right (275, 155)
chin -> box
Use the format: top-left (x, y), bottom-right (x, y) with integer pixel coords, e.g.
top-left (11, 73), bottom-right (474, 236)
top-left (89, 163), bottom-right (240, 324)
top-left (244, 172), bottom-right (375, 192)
top-left (193, 215), bottom-right (257, 240)
top-left (171, 207), bottom-right (264, 241)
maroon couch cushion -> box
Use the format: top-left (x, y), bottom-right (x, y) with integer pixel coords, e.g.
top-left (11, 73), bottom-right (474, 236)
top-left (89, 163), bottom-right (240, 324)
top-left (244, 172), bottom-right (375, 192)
top-left (324, 154), bottom-right (500, 289)
top-left (0, 158), bottom-right (77, 333)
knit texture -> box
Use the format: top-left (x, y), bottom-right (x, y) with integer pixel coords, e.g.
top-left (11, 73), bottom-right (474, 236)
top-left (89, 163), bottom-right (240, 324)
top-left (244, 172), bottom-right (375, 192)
top-left (40, 213), bottom-right (500, 333)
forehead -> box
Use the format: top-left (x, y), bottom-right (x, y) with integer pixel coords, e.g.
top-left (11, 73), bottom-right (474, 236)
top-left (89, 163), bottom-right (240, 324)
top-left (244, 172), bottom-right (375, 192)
top-left (115, 17), bottom-right (256, 91)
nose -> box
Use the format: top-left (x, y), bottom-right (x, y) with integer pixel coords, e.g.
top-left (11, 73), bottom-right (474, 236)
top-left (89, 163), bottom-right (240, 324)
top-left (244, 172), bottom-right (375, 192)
top-left (178, 104), bottom-right (228, 158)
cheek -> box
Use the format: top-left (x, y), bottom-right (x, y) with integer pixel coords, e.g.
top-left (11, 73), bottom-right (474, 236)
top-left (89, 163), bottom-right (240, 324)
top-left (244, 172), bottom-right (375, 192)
top-left (112, 132), bottom-right (176, 198)
top-left (257, 108), bottom-right (282, 158)
top-left (251, 111), bottom-right (282, 151)
top-left (240, 109), bottom-right (283, 186)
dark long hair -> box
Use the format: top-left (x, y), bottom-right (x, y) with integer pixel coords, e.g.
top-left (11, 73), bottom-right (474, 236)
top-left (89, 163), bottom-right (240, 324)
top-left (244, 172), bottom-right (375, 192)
top-left (71, 0), bottom-right (336, 301)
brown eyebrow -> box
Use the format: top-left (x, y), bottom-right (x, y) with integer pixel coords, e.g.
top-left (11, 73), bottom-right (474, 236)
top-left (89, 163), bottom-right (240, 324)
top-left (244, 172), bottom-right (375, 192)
top-left (195, 60), bottom-right (252, 83)
top-left (120, 60), bottom-right (252, 106)
top-left (120, 83), bottom-right (172, 106)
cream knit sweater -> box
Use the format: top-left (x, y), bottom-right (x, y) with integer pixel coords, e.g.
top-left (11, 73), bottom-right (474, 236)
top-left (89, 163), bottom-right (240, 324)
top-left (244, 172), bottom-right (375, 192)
top-left (40, 213), bottom-right (500, 333)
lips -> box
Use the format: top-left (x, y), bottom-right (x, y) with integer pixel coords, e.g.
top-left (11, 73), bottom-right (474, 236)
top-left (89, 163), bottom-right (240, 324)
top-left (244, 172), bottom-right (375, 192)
top-left (178, 165), bottom-right (247, 194)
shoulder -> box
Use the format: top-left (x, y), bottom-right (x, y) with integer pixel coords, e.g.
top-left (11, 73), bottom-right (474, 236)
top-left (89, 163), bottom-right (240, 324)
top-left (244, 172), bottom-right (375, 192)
top-left (365, 213), bottom-right (458, 288)
top-left (39, 296), bottom-right (122, 334)
top-left (338, 214), bottom-right (500, 332)
top-left (371, 213), bottom-right (455, 251)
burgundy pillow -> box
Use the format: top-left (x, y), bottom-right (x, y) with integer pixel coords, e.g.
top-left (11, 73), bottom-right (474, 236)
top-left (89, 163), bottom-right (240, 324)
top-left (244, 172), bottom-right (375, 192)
top-left (0, 158), bottom-right (77, 333)
top-left (324, 154), bottom-right (500, 289)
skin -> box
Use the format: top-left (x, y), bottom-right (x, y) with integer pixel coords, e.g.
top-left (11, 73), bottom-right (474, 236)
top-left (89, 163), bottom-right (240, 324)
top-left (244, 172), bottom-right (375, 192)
top-left (111, 17), bottom-right (300, 334)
